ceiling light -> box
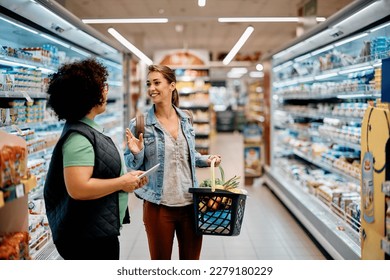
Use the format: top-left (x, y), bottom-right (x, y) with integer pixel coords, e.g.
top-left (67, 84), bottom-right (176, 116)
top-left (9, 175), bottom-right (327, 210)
top-left (108, 28), bottom-right (153, 66)
top-left (230, 68), bottom-right (248, 74)
top-left (198, 0), bottom-right (206, 7)
top-left (219, 17), bottom-right (299, 23)
top-left (175, 24), bottom-right (184, 33)
top-left (82, 18), bottom-right (168, 24)
top-left (256, 64), bottom-right (263, 71)
top-left (218, 17), bottom-right (326, 23)
top-left (223, 26), bottom-right (254, 65)
top-left (249, 71), bottom-right (264, 78)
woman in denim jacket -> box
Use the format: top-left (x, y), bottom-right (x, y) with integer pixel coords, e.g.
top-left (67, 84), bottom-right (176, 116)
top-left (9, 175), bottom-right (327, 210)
top-left (124, 64), bottom-right (221, 260)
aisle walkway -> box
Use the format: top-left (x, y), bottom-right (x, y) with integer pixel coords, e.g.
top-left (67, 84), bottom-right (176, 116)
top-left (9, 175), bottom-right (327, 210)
top-left (119, 132), bottom-right (327, 260)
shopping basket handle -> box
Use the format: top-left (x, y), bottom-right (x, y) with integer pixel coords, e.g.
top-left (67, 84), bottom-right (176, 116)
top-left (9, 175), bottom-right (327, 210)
top-left (211, 158), bottom-right (217, 192)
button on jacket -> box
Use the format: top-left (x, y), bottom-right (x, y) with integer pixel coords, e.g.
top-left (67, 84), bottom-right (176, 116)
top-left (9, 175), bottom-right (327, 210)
top-left (124, 105), bottom-right (209, 204)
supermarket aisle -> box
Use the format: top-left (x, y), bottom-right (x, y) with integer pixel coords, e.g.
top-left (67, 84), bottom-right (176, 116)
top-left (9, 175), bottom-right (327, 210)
top-left (119, 132), bottom-right (328, 260)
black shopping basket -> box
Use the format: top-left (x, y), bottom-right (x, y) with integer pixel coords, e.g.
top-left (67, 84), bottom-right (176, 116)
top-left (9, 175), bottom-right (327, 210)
top-left (189, 187), bottom-right (247, 236)
top-left (189, 159), bottom-right (247, 236)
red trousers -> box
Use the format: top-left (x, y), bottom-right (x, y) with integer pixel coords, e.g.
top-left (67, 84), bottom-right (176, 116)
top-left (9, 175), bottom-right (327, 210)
top-left (143, 200), bottom-right (203, 260)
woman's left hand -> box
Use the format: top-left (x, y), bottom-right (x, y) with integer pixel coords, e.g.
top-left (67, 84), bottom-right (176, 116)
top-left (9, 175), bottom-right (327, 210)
top-left (207, 155), bottom-right (222, 167)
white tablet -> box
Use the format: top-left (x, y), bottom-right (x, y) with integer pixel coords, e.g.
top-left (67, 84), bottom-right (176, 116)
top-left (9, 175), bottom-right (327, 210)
top-left (138, 163), bottom-right (160, 179)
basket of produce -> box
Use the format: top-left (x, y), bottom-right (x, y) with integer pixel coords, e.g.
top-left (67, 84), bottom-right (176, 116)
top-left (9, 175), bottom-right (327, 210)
top-left (189, 159), bottom-right (247, 236)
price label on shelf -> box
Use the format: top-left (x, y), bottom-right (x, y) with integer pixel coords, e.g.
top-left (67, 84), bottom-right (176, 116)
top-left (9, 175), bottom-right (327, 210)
top-left (15, 183), bottom-right (25, 198)
top-left (382, 181), bottom-right (390, 196)
top-left (381, 238), bottom-right (390, 255)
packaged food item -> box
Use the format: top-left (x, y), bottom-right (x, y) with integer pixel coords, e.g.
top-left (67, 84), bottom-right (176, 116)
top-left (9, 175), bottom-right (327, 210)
top-left (0, 232), bottom-right (30, 260)
top-left (0, 131), bottom-right (27, 189)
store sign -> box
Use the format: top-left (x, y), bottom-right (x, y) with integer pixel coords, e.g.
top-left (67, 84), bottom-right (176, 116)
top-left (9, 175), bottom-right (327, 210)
top-left (382, 57), bottom-right (390, 103)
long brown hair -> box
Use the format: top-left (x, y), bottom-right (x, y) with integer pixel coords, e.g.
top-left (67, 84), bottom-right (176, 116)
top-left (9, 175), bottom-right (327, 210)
top-left (148, 64), bottom-right (179, 107)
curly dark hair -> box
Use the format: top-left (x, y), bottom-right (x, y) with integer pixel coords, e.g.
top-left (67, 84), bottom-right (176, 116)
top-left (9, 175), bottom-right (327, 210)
top-left (47, 58), bottom-right (108, 122)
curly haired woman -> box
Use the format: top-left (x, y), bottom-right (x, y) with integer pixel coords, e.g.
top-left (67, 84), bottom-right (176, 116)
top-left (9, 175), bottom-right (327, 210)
top-left (44, 58), bottom-right (147, 260)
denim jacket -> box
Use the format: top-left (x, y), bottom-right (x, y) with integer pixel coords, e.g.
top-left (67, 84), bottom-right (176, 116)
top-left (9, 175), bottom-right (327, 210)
top-left (124, 105), bottom-right (210, 204)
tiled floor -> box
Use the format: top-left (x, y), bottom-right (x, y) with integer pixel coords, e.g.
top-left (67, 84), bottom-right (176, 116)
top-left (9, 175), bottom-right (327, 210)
top-left (119, 132), bottom-right (327, 260)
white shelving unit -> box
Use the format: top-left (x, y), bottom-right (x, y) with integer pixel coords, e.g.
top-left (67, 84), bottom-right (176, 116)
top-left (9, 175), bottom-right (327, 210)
top-left (176, 67), bottom-right (212, 155)
top-left (0, 0), bottom-right (123, 260)
top-left (265, 0), bottom-right (390, 259)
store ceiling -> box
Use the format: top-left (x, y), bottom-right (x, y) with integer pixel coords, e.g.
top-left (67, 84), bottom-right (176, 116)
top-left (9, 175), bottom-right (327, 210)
top-left (58, 0), bottom-right (354, 67)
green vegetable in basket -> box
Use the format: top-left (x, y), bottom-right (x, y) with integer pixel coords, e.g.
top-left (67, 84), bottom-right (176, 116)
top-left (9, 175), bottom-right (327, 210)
top-left (200, 164), bottom-right (245, 194)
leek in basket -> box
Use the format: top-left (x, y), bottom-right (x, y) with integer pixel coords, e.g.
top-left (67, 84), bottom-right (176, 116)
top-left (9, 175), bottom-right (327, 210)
top-left (199, 158), bottom-right (247, 195)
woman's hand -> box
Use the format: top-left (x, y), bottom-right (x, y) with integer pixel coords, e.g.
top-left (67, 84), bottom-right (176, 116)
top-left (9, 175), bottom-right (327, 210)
top-left (207, 155), bottom-right (222, 167)
top-left (121, 170), bottom-right (148, 192)
top-left (126, 128), bottom-right (144, 154)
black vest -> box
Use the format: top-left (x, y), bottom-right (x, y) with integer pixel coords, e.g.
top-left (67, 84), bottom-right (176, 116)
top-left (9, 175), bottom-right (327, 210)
top-left (44, 121), bottom-right (122, 242)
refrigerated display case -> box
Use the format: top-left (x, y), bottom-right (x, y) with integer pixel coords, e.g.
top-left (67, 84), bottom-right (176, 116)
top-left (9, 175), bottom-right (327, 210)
top-left (0, 0), bottom-right (124, 259)
top-left (264, 0), bottom-right (390, 259)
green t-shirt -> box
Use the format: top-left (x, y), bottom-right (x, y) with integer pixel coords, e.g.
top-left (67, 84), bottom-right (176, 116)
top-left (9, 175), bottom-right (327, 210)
top-left (62, 117), bottom-right (128, 226)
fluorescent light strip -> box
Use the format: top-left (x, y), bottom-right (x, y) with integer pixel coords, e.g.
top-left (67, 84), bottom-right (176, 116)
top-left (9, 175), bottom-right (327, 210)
top-left (108, 28), bottom-right (153, 66)
top-left (294, 53), bottom-right (312, 62)
top-left (219, 17), bottom-right (299, 23)
top-left (37, 67), bottom-right (55, 74)
top-left (299, 76), bottom-right (314, 83)
top-left (0, 16), bottom-right (38, 34)
top-left (370, 22), bottom-right (390, 33)
top-left (83, 18), bottom-right (168, 24)
top-left (0, 59), bottom-right (36, 69)
top-left (249, 71), bottom-right (264, 78)
top-left (70, 47), bottom-right (91, 57)
top-left (333, 2), bottom-right (379, 29)
top-left (337, 93), bottom-right (370, 99)
top-left (198, 0), bottom-right (206, 7)
top-left (223, 26), bottom-right (254, 65)
top-left (338, 65), bottom-right (373, 75)
top-left (40, 34), bottom-right (71, 48)
top-left (218, 17), bottom-right (325, 23)
top-left (230, 67), bottom-right (248, 74)
top-left (315, 72), bottom-right (337, 80)
top-left (311, 45), bottom-right (334, 56)
top-left (334, 33), bottom-right (368, 47)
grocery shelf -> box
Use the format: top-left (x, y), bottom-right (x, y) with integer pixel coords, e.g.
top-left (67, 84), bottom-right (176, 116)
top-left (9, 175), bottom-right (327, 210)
top-left (263, 165), bottom-right (361, 260)
top-left (293, 149), bottom-right (360, 185)
top-left (0, 90), bottom-right (47, 99)
top-left (0, 175), bottom-right (37, 208)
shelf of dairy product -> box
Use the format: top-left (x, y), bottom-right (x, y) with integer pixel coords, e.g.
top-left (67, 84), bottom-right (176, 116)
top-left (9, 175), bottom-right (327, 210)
top-left (176, 68), bottom-right (211, 154)
top-left (267, 0), bottom-right (390, 259)
top-left (0, 2), bottom-right (123, 260)
top-left (247, 80), bottom-right (265, 123)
